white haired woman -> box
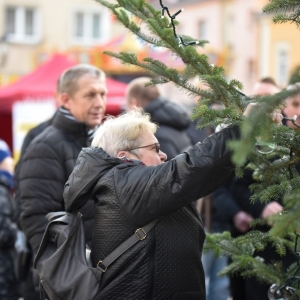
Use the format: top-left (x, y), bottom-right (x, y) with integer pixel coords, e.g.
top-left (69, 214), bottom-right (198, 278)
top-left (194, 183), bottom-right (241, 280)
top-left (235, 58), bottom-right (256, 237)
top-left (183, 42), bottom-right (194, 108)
top-left (64, 106), bottom-right (280, 300)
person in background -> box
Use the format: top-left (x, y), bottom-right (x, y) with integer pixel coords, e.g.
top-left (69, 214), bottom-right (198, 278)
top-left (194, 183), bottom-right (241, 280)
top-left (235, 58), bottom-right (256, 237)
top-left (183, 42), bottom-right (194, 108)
top-left (283, 82), bottom-right (300, 129)
top-left (125, 76), bottom-right (192, 159)
top-left (252, 77), bottom-right (280, 96)
top-left (14, 81), bottom-right (62, 227)
top-left (13, 90), bottom-right (62, 300)
top-left (225, 78), bottom-right (293, 300)
top-left (0, 139), bottom-right (20, 300)
top-left (18, 64), bottom-right (107, 294)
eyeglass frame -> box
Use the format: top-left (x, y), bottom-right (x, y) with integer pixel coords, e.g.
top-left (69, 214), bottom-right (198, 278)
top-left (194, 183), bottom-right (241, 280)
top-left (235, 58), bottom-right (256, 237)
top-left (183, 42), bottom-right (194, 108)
top-left (128, 142), bottom-right (161, 154)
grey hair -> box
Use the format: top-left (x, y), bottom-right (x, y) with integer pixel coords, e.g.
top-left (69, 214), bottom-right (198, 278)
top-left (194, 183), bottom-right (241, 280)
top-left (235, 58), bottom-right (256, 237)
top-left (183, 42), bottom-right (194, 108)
top-left (286, 83), bottom-right (300, 100)
top-left (287, 82), bottom-right (300, 91)
top-left (92, 108), bottom-right (158, 157)
top-left (57, 64), bottom-right (105, 96)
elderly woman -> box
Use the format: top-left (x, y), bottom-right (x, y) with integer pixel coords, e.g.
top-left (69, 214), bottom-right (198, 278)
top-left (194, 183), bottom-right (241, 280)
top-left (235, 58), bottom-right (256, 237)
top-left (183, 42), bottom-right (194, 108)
top-left (63, 106), bottom-right (271, 300)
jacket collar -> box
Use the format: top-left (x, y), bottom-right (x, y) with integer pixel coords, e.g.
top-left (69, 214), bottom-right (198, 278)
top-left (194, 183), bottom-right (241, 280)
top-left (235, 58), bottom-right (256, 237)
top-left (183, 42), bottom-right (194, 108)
top-left (52, 107), bottom-right (90, 147)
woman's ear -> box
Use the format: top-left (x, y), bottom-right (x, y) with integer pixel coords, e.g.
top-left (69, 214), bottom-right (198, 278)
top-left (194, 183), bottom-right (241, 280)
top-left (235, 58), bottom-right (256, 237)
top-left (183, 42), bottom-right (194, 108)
top-left (117, 151), bottom-right (127, 158)
top-left (117, 150), bottom-right (138, 160)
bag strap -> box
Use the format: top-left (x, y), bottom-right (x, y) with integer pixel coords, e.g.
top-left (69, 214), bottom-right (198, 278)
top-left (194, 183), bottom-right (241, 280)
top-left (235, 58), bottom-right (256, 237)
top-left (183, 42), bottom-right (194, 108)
top-left (96, 218), bottom-right (159, 273)
top-left (46, 211), bottom-right (67, 221)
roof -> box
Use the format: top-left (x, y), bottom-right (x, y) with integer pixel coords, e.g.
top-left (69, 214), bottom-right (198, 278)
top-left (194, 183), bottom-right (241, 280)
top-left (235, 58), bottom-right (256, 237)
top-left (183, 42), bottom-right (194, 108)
top-left (0, 53), bottom-right (127, 115)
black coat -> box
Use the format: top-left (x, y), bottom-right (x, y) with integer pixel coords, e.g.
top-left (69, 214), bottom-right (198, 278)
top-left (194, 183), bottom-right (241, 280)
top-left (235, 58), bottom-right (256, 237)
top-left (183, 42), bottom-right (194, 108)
top-left (0, 176), bottom-right (19, 300)
top-left (14, 111), bottom-right (57, 229)
top-left (145, 97), bottom-right (193, 159)
top-left (19, 109), bottom-right (95, 254)
top-left (64, 126), bottom-right (240, 300)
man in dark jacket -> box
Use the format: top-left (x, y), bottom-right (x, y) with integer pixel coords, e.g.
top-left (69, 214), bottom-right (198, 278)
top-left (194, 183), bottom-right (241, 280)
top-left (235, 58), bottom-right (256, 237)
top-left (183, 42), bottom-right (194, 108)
top-left (64, 104), bottom-right (281, 299)
top-left (18, 64), bottom-right (107, 289)
top-left (215, 79), bottom-right (294, 300)
top-left (14, 111), bottom-right (59, 300)
top-left (125, 77), bottom-right (192, 159)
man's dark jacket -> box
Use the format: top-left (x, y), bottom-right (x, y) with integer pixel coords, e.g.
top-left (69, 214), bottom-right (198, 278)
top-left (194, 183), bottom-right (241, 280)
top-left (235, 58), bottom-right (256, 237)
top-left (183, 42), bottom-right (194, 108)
top-left (64, 126), bottom-right (240, 300)
top-left (19, 109), bottom-right (94, 254)
top-left (14, 112), bottom-right (57, 227)
top-left (144, 97), bottom-right (192, 159)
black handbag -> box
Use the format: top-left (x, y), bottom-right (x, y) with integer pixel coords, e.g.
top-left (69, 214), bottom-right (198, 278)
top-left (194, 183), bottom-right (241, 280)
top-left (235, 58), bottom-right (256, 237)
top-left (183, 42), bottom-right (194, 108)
top-left (34, 211), bottom-right (158, 300)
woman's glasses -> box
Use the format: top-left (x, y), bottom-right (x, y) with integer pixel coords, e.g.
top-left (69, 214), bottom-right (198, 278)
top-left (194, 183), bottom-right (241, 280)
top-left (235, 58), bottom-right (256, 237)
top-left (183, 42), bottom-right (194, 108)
top-left (130, 143), bottom-right (160, 153)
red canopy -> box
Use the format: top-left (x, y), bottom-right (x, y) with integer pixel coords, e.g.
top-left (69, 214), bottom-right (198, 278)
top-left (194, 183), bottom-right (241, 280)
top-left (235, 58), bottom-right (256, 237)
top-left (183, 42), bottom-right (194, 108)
top-left (0, 53), bottom-right (127, 114)
top-left (0, 53), bottom-right (127, 150)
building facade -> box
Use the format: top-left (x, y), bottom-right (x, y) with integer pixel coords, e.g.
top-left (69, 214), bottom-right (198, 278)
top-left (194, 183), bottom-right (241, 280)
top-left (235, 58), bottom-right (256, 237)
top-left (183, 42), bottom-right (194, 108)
top-left (151, 0), bottom-right (300, 94)
top-left (257, 0), bottom-right (300, 88)
top-left (0, 0), bottom-right (299, 92)
top-left (0, 0), bottom-right (118, 85)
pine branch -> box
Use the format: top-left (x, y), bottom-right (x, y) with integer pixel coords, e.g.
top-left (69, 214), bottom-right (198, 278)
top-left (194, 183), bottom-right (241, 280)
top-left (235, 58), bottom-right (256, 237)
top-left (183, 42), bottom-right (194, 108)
top-left (97, 0), bottom-right (245, 118)
top-left (263, 0), bottom-right (300, 14)
top-left (263, 0), bottom-right (300, 27)
top-left (205, 231), bottom-right (295, 285)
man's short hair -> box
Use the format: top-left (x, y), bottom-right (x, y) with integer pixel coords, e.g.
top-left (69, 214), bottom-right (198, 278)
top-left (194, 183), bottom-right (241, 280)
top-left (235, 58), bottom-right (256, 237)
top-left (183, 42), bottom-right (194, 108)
top-left (92, 108), bottom-right (157, 157)
top-left (259, 77), bottom-right (278, 86)
top-left (57, 64), bottom-right (105, 96)
top-left (126, 77), bottom-right (160, 108)
top-left (286, 82), bottom-right (300, 101)
top-left (253, 77), bottom-right (281, 95)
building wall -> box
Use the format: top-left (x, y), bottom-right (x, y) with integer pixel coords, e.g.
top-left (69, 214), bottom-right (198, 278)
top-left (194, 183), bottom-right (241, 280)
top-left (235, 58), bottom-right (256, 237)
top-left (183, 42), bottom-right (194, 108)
top-left (0, 0), bottom-right (114, 82)
top-left (261, 17), bottom-right (300, 88)
top-left (256, 0), bottom-right (300, 88)
top-left (1, 0), bottom-right (299, 91)
top-left (163, 0), bottom-right (261, 95)
top-left (154, 0), bottom-right (300, 94)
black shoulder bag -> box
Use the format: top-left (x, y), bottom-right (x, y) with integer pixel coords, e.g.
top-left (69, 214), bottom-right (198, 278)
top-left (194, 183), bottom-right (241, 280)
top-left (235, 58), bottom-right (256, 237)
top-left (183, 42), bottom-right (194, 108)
top-left (34, 211), bottom-right (158, 300)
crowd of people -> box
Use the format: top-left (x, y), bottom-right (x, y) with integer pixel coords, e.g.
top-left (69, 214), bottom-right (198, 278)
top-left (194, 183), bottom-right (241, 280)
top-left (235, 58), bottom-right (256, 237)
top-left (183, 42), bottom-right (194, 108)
top-left (0, 62), bottom-right (297, 300)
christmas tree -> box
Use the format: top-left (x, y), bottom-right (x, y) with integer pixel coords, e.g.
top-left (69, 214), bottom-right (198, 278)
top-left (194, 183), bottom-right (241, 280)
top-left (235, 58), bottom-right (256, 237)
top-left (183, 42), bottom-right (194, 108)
top-left (96, 0), bottom-right (300, 298)
top-left (289, 66), bottom-right (300, 85)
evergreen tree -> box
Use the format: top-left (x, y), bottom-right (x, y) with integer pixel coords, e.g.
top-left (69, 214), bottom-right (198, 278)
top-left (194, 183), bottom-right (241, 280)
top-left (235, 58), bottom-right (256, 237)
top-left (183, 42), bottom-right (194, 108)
top-left (289, 65), bottom-right (300, 85)
top-left (96, 0), bottom-right (300, 298)
top-left (263, 0), bottom-right (300, 28)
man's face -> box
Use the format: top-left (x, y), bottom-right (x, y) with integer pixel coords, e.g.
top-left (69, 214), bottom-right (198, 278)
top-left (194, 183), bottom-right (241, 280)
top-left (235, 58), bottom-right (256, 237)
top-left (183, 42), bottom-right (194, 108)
top-left (283, 93), bottom-right (300, 130)
top-left (63, 74), bottom-right (107, 128)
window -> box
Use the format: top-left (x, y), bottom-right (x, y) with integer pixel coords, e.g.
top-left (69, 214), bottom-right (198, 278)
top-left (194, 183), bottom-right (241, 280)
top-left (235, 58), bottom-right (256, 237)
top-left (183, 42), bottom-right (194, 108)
top-left (248, 59), bottom-right (255, 80)
top-left (198, 20), bottom-right (207, 40)
top-left (75, 13), bottom-right (84, 38)
top-left (275, 43), bottom-right (289, 87)
top-left (278, 50), bottom-right (288, 85)
top-left (5, 6), bottom-right (41, 43)
top-left (72, 9), bottom-right (109, 46)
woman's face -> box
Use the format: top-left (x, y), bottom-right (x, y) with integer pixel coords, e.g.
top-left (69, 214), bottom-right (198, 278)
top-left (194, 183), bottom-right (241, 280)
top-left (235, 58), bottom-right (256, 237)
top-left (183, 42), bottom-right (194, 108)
top-left (120, 130), bottom-right (167, 166)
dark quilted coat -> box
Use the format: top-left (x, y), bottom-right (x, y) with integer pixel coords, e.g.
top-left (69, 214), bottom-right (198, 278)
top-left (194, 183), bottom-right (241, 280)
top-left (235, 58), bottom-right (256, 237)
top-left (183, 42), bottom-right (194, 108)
top-left (19, 109), bottom-right (95, 254)
top-left (0, 176), bottom-right (19, 300)
top-left (64, 125), bottom-right (240, 300)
